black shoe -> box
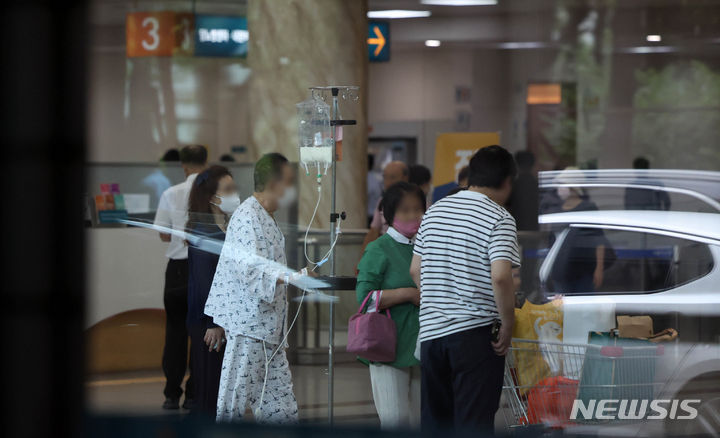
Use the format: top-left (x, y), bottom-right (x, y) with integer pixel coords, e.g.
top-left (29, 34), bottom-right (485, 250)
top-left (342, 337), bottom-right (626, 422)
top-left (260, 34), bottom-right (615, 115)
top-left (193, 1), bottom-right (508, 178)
top-left (162, 397), bottom-right (180, 410)
top-left (182, 398), bottom-right (196, 410)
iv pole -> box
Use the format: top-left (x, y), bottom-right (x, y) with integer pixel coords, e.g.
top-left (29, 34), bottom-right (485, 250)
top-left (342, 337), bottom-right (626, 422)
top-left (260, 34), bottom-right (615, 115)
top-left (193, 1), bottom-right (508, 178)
top-left (328, 88), bottom-right (337, 425)
top-left (308, 85), bottom-right (358, 426)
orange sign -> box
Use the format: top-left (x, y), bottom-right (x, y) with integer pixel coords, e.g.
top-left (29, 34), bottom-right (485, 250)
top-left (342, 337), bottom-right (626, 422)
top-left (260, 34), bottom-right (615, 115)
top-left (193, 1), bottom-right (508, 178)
top-left (527, 83), bottom-right (562, 105)
top-left (432, 132), bottom-right (500, 186)
top-left (126, 11), bottom-right (193, 57)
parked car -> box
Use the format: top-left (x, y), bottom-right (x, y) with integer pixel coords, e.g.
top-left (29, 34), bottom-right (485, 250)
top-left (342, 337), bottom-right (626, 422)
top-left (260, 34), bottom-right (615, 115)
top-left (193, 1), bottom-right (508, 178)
top-left (539, 169), bottom-right (720, 213)
top-left (532, 209), bottom-right (720, 436)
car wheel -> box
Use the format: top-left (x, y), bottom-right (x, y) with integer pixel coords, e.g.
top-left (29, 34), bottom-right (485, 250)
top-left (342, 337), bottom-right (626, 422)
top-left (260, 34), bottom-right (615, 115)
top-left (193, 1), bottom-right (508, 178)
top-left (666, 372), bottom-right (720, 437)
top-left (694, 396), bottom-right (720, 436)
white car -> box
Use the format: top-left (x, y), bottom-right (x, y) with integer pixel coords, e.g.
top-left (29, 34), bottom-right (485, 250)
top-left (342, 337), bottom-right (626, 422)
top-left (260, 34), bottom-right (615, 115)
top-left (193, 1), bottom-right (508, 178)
top-left (534, 209), bottom-right (720, 436)
top-left (539, 169), bottom-right (720, 213)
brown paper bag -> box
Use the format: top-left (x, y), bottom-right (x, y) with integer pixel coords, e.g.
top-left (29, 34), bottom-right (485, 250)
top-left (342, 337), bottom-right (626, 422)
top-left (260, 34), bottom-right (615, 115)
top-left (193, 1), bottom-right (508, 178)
top-left (617, 315), bottom-right (653, 339)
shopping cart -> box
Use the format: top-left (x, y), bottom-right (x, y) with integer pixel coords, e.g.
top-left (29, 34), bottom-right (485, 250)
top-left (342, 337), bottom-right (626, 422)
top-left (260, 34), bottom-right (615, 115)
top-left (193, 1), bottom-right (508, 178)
top-left (502, 338), bottom-right (665, 430)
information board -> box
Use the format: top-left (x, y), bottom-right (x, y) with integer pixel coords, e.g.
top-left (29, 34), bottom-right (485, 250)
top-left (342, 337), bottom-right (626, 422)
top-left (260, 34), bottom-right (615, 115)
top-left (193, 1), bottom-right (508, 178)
top-left (126, 12), bottom-right (245, 58)
top-left (194, 15), bottom-right (249, 57)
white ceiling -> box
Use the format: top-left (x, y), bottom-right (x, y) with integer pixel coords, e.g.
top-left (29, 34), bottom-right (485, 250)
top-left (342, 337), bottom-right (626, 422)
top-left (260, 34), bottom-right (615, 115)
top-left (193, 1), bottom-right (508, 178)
top-left (369, 0), bottom-right (720, 52)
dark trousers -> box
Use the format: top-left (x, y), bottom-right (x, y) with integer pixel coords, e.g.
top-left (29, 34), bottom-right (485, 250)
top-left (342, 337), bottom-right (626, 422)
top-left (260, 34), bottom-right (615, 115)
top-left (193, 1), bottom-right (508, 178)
top-left (162, 258), bottom-right (193, 400)
top-left (421, 325), bottom-right (505, 432)
top-left (188, 325), bottom-right (224, 417)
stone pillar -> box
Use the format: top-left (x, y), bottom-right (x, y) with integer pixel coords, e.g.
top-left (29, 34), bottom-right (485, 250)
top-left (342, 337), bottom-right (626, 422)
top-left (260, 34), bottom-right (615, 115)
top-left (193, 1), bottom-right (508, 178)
top-left (247, 0), bottom-right (368, 231)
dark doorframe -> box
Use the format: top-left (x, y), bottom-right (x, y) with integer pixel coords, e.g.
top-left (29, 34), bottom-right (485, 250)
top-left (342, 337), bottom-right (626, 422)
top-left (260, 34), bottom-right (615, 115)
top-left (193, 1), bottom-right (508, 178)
top-left (1, 2), bottom-right (87, 437)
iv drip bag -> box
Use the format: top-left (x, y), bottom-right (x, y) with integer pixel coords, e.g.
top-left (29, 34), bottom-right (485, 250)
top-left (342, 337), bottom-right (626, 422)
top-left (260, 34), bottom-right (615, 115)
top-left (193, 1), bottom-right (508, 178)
top-left (297, 97), bottom-right (333, 173)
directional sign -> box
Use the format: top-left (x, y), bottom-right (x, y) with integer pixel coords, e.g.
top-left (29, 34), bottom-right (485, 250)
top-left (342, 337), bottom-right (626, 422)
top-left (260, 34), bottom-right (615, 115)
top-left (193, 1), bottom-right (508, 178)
top-left (195, 15), bottom-right (248, 57)
top-left (368, 21), bottom-right (390, 62)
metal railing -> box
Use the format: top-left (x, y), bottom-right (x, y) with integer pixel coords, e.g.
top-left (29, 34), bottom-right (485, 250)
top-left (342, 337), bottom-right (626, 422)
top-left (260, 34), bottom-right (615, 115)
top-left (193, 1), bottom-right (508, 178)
top-left (288, 230), bottom-right (365, 357)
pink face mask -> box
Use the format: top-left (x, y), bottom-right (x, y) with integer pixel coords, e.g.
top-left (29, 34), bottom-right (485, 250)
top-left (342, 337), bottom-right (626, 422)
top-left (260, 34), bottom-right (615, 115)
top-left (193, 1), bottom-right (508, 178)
top-left (393, 218), bottom-right (421, 238)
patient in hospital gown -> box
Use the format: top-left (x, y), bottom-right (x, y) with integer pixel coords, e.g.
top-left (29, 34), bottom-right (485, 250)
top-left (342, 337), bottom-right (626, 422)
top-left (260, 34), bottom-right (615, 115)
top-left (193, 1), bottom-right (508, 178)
top-left (204, 153), bottom-right (299, 423)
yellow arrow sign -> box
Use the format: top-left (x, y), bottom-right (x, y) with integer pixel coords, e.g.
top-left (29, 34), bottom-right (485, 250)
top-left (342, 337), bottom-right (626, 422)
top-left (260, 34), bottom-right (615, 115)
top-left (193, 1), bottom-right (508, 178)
top-left (368, 25), bottom-right (386, 57)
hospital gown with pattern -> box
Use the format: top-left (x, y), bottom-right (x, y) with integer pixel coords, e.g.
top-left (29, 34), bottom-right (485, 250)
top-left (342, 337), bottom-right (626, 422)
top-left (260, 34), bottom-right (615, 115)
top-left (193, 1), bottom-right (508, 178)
top-left (205, 195), bottom-right (298, 423)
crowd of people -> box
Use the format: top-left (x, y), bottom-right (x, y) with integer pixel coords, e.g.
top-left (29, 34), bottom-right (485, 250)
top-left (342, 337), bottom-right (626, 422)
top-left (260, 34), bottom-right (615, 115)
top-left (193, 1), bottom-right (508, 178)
top-left (150, 144), bottom-right (559, 431)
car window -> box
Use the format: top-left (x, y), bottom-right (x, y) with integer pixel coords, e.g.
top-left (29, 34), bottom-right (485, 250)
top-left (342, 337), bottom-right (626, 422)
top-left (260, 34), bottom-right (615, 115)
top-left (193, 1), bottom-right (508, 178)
top-left (544, 228), bottom-right (714, 295)
top-left (539, 187), bottom-right (718, 213)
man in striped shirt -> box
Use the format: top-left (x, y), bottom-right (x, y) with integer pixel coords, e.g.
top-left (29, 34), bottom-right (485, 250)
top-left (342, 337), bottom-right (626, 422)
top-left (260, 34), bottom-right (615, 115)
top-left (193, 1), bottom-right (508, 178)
top-left (410, 145), bottom-right (520, 431)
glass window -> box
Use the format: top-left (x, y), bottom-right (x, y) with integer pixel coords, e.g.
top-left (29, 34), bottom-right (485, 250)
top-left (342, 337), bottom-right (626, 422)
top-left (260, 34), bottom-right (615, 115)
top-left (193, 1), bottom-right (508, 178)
top-left (545, 228), bottom-right (714, 295)
top-left (539, 186), bottom-right (719, 214)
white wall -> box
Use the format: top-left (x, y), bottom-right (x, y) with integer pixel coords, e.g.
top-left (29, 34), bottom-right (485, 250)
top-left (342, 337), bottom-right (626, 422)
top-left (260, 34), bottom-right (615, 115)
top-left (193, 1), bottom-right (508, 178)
top-left (368, 47), bottom-right (478, 169)
top-left (86, 228), bottom-right (166, 327)
top-left (368, 44), bottom-right (720, 171)
top-left (368, 47), bottom-right (520, 170)
top-left (369, 48), bottom-right (473, 123)
top-left (88, 25), bottom-right (252, 163)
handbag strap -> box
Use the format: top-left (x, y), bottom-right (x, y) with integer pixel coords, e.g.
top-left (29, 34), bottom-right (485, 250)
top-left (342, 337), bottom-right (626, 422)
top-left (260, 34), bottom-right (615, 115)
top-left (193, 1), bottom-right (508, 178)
top-left (357, 291), bottom-right (374, 313)
top-left (357, 291), bottom-right (391, 318)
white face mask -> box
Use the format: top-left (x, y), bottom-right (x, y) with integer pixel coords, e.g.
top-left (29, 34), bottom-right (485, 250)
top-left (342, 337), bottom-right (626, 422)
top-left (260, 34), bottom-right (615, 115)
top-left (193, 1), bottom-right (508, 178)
top-left (557, 186), bottom-right (572, 200)
top-left (212, 193), bottom-right (241, 214)
top-left (277, 186), bottom-right (298, 209)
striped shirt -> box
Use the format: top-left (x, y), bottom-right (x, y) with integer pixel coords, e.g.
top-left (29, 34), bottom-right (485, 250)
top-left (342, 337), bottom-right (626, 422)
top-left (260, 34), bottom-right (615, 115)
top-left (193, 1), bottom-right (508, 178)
top-left (413, 190), bottom-right (520, 342)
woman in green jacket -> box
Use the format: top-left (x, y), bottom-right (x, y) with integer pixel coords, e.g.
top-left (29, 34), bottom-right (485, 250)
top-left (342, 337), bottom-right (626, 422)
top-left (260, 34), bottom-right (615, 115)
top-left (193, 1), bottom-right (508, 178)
top-left (356, 181), bottom-right (426, 429)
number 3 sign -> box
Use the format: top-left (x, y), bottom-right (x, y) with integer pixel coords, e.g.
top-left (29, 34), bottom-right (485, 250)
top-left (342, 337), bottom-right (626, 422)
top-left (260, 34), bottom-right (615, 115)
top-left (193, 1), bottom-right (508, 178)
top-left (126, 12), bottom-right (176, 57)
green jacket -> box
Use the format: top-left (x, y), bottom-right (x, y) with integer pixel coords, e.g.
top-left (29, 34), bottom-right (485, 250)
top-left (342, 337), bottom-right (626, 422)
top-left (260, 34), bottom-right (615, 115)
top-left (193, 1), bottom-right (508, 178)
top-left (356, 233), bottom-right (420, 368)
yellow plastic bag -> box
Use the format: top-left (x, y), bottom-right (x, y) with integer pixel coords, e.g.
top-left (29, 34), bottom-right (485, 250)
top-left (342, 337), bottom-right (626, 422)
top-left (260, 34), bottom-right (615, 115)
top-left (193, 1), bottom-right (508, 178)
top-left (511, 299), bottom-right (563, 393)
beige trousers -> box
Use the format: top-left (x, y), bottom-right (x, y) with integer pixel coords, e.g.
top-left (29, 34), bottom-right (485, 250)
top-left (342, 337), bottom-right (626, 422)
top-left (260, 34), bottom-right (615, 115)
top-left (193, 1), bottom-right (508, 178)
top-left (369, 364), bottom-right (421, 429)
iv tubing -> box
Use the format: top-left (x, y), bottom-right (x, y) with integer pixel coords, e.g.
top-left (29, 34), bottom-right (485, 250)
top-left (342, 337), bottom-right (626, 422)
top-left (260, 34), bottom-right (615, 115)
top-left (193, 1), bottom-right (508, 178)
top-left (255, 285), bottom-right (307, 419)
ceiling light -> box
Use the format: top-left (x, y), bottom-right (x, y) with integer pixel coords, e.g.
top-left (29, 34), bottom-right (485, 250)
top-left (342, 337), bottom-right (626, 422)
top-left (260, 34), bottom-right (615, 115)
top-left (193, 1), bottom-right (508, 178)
top-left (425, 39), bottom-right (441, 47)
top-left (497, 41), bottom-right (549, 49)
top-left (620, 46), bottom-right (676, 54)
top-left (421, 0), bottom-right (497, 5)
top-left (646, 35), bottom-right (662, 42)
top-left (367, 10), bottom-right (431, 19)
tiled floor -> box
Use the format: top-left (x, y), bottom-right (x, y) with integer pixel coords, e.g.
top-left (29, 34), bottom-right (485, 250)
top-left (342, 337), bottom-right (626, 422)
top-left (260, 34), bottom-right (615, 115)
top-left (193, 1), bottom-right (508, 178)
top-left (86, 362), bottom-right (380, 426)
top-left (87, 362), bottom-right (521, 433)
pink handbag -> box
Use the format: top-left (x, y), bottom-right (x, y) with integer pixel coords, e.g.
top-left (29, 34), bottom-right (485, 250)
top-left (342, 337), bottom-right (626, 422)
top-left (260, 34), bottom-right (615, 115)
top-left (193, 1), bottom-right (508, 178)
top-left (346, 292), bottom-right (397, 362)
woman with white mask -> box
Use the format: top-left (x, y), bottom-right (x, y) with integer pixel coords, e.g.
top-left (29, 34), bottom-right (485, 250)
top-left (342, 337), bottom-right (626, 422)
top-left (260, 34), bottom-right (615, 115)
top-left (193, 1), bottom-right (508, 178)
top-left (185, 165), bottom-right (238, 417)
